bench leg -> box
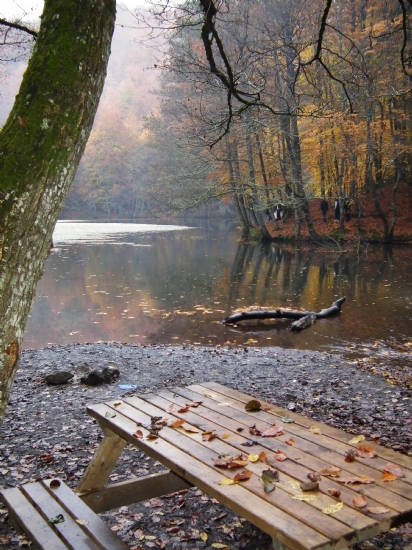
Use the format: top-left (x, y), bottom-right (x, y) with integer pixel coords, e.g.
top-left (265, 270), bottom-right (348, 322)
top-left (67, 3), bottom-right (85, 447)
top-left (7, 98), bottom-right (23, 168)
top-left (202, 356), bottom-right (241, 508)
top-left (76, 426), bottom-right (126, 494)
top-left (272, 538), bottom-right (291, 550)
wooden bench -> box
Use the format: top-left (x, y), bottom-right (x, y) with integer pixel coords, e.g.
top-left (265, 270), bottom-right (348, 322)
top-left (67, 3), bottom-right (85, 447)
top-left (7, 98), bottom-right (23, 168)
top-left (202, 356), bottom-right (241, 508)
top-left (1, 478), bottom-right (128, 549)
top-left (76, 382), bottom-right (412, 550)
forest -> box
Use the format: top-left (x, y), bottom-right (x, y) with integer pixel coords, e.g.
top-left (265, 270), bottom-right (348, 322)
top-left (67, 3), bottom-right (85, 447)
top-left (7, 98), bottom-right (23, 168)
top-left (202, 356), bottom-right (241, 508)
top-left (1, 0), bottom-right (412, 243)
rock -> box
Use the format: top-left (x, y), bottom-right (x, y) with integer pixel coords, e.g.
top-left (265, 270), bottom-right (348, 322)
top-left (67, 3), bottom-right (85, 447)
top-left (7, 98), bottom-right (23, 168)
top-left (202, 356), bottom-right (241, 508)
top-left (102, 366), bottom-right (120, 383)
top-left (81, 369), bottom-right (105, 386)
top-left (45, 371), bottom-right (74, 385)
top-left (76, 362), bottom-right (91, 376)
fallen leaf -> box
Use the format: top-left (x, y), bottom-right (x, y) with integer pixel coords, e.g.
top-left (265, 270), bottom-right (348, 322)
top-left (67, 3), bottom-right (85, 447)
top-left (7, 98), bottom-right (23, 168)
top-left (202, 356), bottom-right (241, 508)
top-left (18, 116), bottom-right (25, 126)
top-left (348, 435), bottom-right (365, 444)
top-left (309, 425), bottom-right (322, 435)
top-left (320, 466), bottom-right (342, 477)
top-left (353, 495), bottom-right (367, 508)
top-left (273, 451), bottom-right (288, 462)
top-left (49, 479), bottom-right (61, 488)
top-left (322, 502), bottom-right (343, 515)
top-left (178, 406), bottom-right (189, 413)
top-left (166, 404), bottom-right (175, 413)
top-left (186, 401), bottom-right (202, 408)
top-left (146, 434), bottom-right (158, 440)
top-left (143, 498), bottom-right (164, 508)
top-left (169, 419), bottom-right (185, 428)
top-left (105, 411), bottom-right (116, 419)
top-left (288, 480), bottom-right (300, 490)
top-left (183, 426), bottom-right (199, 433)
top-left (49, 514), bottom-right (65, 524)
top-left (233, 470), bottom-right (252, 482)
top-left (356, 445), bottom-right (377, 459)
top-left (367, 506), bottom-right (390, 514)
top-left (211, 544), bottom-right (230, 549)
top-left (113, 401), bottom-right (122, 407)
top-left (212, 454), bottom-right (248, 468)
top-left (240, 440), bottom-right (258, 447)
top-left (328, 488), bottom-right (341, 498)
top-left (249, 424), bottom-right (262, 436)
top-left (261, 469), bottom-right (279, 492)
top-left (248, 454), bottom-right (259, 463)
top-left (307, 472), bottom-right (321, 482)
top-left (381, 472), bottom-right (398, 482)
top-left (199, 532), bottom-right (208, 542)
top-left (76, 519), bottom-right (89, 525)
top-left (285, 438), bottom-right (295, 445)
top-left (281, 416), bottom-right (294, 423)
top-left (218, 478), bottom-right (238, 485)
top-left (262, 425), bottom-right (283, 437)
top-left (292, 494), bottom-right (317, 502)
top-left (134, 430), bottom-right (144, 439)
top-left (203, 393), bottom-right (215, 399)
top-left (202, 431), bottom-right (217, 442)
top-left (258, 451), bottom-right (267, 463)
top-left (245, 400), bottom-right (262, 411)
top-left (336, 476), bottom-right (374, 485)
top-left (300, 481), bottom-right (319, 491)
top-left (345, 449), bottom-right (356, 462)
top-left (382, 463), bottom-right (405, 478)
top-left (221, 433), bottom-right (230, 439)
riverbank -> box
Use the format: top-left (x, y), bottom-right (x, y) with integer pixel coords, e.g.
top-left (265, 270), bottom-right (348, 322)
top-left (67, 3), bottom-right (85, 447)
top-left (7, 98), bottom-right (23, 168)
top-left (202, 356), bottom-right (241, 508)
top-left (1, 342), bottom-right (411, 549)
top-left (268, 183), bottom-right (412, 244)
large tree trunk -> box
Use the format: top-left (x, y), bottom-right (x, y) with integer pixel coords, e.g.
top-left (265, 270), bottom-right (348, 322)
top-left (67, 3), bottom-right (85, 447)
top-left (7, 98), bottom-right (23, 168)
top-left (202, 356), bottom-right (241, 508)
top-left (0, 0), bottom-right (116, 423)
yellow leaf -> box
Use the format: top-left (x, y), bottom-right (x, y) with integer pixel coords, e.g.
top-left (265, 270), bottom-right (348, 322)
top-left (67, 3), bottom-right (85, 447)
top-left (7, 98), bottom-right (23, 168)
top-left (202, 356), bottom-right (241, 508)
top-left (309, 425), bottom-right (322, 435)
top-left (218, 478), bottom-right (238, 485)
top-left (248, 454), bottom-right (259, 463)
top-left (222, 433), bottom-right (230, 439)
top-left (76, 519), bottom-right (89, 525)
top-left (200, 532), bottom-right (208, 542)
top-left (348, 435), bottom-right (365, 444)
top-left (288, 480), bottom-right (301, 490)
top-left (113, 401), bottom-right (122, 407)
top-left (292, 494), bottom-right (317, 502)
top-left (322, 502), bottom-right (343, 515)
top-left (212, 544), bottom-right (230, 549)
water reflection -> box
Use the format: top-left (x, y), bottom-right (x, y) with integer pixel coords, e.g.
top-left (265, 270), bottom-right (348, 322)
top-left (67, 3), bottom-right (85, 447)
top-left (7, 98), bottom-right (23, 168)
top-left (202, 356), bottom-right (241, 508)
top-left (24, 222), bottom-right (412, 351)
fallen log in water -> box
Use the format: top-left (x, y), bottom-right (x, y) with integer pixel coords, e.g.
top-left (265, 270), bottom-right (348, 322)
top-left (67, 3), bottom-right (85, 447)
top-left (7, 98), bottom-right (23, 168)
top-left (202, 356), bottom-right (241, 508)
top-left (223, 297), bottom-right (345, 327)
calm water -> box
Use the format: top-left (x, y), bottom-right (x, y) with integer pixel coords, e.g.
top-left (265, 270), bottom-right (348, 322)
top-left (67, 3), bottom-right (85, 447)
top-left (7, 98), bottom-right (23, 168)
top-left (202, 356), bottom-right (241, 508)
top-left (23, 221), bottom-right (412, 352)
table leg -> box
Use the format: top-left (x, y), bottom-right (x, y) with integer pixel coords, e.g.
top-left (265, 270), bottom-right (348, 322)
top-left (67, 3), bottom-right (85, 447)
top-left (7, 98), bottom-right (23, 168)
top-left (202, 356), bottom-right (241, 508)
top-left (76, 426), bottom-right (126, 494)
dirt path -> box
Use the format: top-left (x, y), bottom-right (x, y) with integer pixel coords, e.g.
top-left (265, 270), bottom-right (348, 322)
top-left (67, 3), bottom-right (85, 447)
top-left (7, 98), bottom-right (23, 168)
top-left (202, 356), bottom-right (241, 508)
top-left (0, 343), bottom-right (411, 549)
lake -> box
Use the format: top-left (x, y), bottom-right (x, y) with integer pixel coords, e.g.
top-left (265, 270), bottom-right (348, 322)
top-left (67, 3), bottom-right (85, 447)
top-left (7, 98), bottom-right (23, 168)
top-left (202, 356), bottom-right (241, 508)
top-left (23, 220), bottom-right (412, 353)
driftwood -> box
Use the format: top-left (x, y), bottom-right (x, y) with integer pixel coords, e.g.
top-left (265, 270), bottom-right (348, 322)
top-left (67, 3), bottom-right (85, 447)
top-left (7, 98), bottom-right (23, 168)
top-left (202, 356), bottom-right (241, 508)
top-left (223, 297), bottom-right (346, 327)
top-left (290, 314), bottom-right (317, 331)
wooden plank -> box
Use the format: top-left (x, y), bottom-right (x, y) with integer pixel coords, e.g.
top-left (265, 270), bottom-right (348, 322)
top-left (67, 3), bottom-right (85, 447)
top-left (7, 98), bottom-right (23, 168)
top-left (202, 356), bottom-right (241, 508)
top-left (78, 471), bottom-right (192, 513)
top-left (127, 395), bottom-right (384, 538)
top-left (171, 386), bottom-right (412, 500)
top-left (202, 382), bottom-right (412, 470)
top-left (22, 482), bottom-right (101, 550)
top-left (42, 479), bottom-right (128, 550)
top-left (1, 487), bottom-right (68, 550)
top-left (146, 389), bottom-right (412, 517)
top-left (85, 402), bottom-right (332, 550)
top-left (76, 428), bottom-right (126, 494)
top-left (111, 398), bottom-right (367, 547)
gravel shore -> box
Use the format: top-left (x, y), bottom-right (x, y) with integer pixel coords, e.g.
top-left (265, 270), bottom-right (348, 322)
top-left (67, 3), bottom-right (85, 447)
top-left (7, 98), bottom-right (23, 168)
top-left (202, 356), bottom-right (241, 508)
top-left (0, 342), bottom-right (411, 549)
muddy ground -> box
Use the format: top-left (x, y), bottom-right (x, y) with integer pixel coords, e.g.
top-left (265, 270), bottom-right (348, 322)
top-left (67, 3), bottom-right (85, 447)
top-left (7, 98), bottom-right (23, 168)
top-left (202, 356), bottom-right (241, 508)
top-left (0, 342), bottom-right (411, 549)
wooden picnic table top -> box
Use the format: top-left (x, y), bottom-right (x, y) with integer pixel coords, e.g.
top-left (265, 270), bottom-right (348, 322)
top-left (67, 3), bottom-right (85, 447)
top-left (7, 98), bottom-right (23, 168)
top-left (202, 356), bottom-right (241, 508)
top-left (83, 382), bottom-right (412, 550)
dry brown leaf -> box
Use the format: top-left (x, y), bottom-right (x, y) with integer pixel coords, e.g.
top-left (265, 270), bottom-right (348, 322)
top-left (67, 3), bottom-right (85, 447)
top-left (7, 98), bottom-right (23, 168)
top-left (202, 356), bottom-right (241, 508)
top-left (169, 418), bottom-right (185, 428)
top-left (261, 424), bottom-right (283, 437)
top-left (367, 506), bottom-right (390, 514)
top-left (233, 470), bottom-right (252, 482)
top-left (285, 438), bottom-right (295, 446)
top-left (356, 445), bottom-right (378, 459)
top-left (348, 435), bottom-right (365, 444)
top-left (309, 425), bottom-right (322, 435)
top-left (146, 433), bottom-right (158, 440)
top-left (134, 429), bottom-right (144, 439)
top-left (202, 431), bottom-right (217, 441)
top-left (353, 495), bottom-right (367, 508)
top-left (320, 466), bottom-right (342, 477)
top-left (381, 472), bottom-right (398, 482)
top-left (327, 488), bottom-right (341, 498)
top-left (382, 463), bottom-right (405, 478)
top-left (258, 451), bottom-right (267, 463)
top-left (245, 400), bottom-right (262, 411)
top-left (177, 406), bottom-right (189, 413)
top-left (183, 426), bottom-right (199, 433)
top-left (336, 476), bottom-right (374, 485)
top-left (218, 478), bottom-right (238, 486)
top-left (186, 401), bottom-right (202, 408)
top-left (273, 451), bottom-right (288, 462)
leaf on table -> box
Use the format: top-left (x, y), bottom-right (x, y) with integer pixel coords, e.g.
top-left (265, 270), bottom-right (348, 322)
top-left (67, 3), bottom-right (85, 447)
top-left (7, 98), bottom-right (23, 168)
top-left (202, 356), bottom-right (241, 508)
top-left (249, 424), bottom-right (262, 436)
top-left (367, 506), bottom-right (390, 514)
top-left (105, 411), bottom-right (116, 419)
top-left (258, 451), bottom-right (267, 463)
top-left (322, 502), bottom-right (343, 515)
top-left (345, 449), bottom-right (356, 463)
top-left (183, 426), bottom-right (199, 433)
top-left (355, 445), bottom-right (377, 458)
top-left (218, 478), bottom-right (238, 485)
top-left (336, 476), bottom-right (374, 485)
top-left (221, 433), bottom-right (230, 439)
top-left (381, 472), bottom-right (398, 482)
top-left (146, 433), bottom-right (158, 440)
top-left (169, 418), bottom-right (185, 428)
top-left (262, 425), bottom-right (283, 437)
top-left (49, 479), bottom-right (61, 488)
top-left (261, 469), bottom-right (279, 493)
top-left (262, 406), bottom-right (271, 411)
top-left (240, 440), bottom-right (258, 447)
top-left (49, 514), bottom-right (64, 524)
top-left (134, 429), bottom-right (144, 439)
top-left (236, 427), bottom-right (244, 432)
top-left (245, 400), bottom-right (262, 411)
top-left (353, 495), bottom-right (367, 508)
top-left (233, 470), bottom-right (252, 482)
top-left (166, 404), bottom-right (175, 413)
top-left (202, 431), bottom-right (217, 442)
top-left (285, 438), bottom-right (295, 446)
top-left (178, 406), bottom-right (189, 413)
top-left (273, 451), bottom-right (288, 462)
top-left (113, 401), bottom-right (122, 407)
top-left (248, 454), bottom-right (259, 463)
top-left (292, 494), bottom-right (317, 502)
top-left (309, 425), bottom-right (322, 435)
top-left (348, 435), bottom-right (365, 444)
top-left (307, 472), bottom-right (321, 482)
top-left (288, 480), bottom-right (300, 490)
top-left (203, 393), bottom-right (215, 399)
top-left (186, 401), bottom-right (202, 408)
top-left (281, 416), bottom-right (294, 423)
top-left (300, 481), bottom-right (319, 491)
top-left (212, 454), bottom-right (248, 468)
top-left (327, 488), bottom-right (341, 498)
top-left (76, 519), bottom-right (89, 525)
top-left (320, 466), bottom-right (342, 477)
top-left (382, 463), bottom-right (405, 478)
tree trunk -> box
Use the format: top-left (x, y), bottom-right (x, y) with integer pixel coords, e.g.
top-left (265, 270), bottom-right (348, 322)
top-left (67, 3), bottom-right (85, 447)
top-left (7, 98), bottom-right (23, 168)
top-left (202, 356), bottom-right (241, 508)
top-left (0, 0), bottom-right (116, 423)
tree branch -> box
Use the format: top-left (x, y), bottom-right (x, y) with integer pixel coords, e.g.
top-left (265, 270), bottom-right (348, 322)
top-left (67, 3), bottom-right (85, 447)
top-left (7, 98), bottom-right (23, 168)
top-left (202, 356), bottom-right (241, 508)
top-left (0, 18), bottom-right (37, 39)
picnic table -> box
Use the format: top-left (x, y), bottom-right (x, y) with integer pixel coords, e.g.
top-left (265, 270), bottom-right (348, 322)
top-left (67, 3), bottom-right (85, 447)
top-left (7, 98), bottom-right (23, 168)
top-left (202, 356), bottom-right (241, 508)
top-left (75, 382), bottom-right (412, 550)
